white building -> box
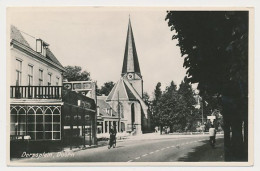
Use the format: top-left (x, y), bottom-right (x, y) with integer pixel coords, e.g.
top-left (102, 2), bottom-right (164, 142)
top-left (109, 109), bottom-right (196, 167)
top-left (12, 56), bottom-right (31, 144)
top-left (10, 25), bottom-right (65, 141)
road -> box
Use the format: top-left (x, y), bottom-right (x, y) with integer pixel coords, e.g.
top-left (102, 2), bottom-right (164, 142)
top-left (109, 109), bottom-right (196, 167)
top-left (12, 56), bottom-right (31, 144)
top-left (15, 134), bottom-right (224, 162)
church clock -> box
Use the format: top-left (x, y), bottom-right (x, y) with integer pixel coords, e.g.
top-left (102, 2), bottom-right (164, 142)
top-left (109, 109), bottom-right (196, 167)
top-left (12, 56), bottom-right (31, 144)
top-left (127, 73), bottom-right (134, 80)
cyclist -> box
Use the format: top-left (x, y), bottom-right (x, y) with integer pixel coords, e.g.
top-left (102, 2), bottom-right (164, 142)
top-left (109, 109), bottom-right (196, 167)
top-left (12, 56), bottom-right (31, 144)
top-left (108, 125), bottom-right (117, 149)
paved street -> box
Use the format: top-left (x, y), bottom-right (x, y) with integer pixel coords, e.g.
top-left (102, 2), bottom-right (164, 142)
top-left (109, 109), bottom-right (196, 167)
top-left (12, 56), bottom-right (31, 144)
top-left (15, 134), bottom-right (224, 162)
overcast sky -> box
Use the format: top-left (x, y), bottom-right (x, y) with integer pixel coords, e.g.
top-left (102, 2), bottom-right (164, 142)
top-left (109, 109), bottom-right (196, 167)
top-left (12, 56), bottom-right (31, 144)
top-left (8, 7), bottom-right (188, 96)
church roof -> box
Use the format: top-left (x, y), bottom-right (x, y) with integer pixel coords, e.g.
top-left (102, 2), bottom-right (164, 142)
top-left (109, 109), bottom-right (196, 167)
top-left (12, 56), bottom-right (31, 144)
top-left (106, 77), bottom-right (136, 101)
top-left (121, 18), bottom-right (141, 76)
top-left (106, 77), bottom-right (148, 115)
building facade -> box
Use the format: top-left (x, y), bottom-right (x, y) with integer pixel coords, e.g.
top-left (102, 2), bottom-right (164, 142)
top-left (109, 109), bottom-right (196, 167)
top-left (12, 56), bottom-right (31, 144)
top-left (106, 19), bottom-right (151, 134)
top-left (62, 81), bottom-right (97, 145)
top-left (10, 26), bottom-right (97, 157)
top-left (10, 25), bottom-right (66, 143)
top-left (96, 95), bottom-right (127, 135)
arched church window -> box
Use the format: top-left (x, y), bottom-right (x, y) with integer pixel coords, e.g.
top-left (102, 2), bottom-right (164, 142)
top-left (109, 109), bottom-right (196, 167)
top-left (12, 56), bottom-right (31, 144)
top-left (117, 103), bottom-right (124, 118)
top-left (131, 103), bottom-right (135, 130)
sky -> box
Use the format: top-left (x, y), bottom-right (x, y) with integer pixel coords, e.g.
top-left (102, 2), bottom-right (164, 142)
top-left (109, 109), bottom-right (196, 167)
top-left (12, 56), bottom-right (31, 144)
top-left (8, 7), bottom-right (188, 97)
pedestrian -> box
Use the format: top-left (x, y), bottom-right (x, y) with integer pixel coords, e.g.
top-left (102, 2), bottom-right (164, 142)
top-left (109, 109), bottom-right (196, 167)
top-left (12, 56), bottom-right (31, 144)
top-left (167, 127), bottom-right (170, 134)
top-left (209, 124), bottom-right (216, 147)
top-left (155, 126), bottom-right (158, 133)
top-left (108, 125), bottom-right (117, 148)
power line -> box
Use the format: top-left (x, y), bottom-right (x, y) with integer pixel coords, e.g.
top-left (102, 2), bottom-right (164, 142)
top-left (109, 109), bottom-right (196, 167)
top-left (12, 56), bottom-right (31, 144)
top-left (18, 29), bottom-right (36, 39)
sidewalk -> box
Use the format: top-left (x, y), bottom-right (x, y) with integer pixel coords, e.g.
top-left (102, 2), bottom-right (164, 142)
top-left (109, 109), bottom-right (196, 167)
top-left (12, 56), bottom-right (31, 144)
top-left (127, 132), bottom-right (220, 141)
top-left (96, 132), bottom-right (223, 147)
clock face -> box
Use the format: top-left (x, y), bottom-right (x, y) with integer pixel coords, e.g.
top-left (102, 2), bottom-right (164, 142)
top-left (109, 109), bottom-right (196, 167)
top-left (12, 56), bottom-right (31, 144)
top-left (63, 83), bottom-right (72, 90)
top-left (127, 73), bottom-right (134, 80)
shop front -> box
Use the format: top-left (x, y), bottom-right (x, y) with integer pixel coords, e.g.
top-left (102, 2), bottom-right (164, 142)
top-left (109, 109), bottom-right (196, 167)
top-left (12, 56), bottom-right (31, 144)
top-left (62, 91), bottom-right (97, 148)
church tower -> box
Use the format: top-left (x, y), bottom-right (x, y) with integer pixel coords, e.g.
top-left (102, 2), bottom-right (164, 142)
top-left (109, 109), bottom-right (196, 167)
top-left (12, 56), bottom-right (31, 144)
top-left (121, 18), bottom-right (143, 98)
top-left (106, 18), bottom-right (151, 134)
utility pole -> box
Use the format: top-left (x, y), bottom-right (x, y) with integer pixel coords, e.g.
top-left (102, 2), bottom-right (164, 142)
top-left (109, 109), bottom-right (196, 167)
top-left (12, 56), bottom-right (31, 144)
top-left (118, 92), bottom-right (121, 132)
top-left (94, 81), bottom-right (97, 145)
top-left (78, 100), bottom-right (85, 148)
top-left (201, 98), bottom-right (204, 125)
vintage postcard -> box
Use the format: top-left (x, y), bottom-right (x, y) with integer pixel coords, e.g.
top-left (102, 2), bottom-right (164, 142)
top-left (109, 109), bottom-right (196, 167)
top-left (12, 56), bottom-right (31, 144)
top-left (6, 7), bottom-right (254, 166)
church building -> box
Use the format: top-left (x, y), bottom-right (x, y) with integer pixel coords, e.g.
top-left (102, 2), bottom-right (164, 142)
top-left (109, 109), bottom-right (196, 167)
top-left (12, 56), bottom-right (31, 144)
top-left (106, 19), bottom-right (151, 134)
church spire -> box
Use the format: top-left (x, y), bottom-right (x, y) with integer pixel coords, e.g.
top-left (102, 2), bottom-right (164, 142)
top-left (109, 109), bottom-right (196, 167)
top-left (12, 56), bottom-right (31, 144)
top-left (121, 18), bottom-right (141, 76)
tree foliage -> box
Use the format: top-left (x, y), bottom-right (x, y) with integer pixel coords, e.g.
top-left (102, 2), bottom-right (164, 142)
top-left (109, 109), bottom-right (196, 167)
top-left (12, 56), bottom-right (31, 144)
top-left (151, 82), bottom-right (162, 128)
top-left (178, 79), bottom-right (199, 131)
top-left (97, 81), bottom-right (115, 96)
top-left (63, 66), bottom-right (91, 82)
top-left (165, 11), bottom-right (248, 161)
top-left (151, 80), bottom-right (199, 132)
top-left (165, 11), bottom-right (248, 98)
top-left (143, 92), bottom-right (150, 106)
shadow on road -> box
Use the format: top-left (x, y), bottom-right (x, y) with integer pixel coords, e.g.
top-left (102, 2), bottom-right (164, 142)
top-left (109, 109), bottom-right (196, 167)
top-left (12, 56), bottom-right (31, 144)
top-left (178, 138), bottom-right (224, 162)
top-left (107, 146), bottom-right (125, 149)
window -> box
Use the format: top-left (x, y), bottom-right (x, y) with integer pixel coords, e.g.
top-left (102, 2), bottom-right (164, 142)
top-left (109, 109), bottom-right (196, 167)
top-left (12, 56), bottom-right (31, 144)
top-left (45, 106), bottom-right (61, 140)
top-left (39, 69), bottom-right (43, 86)
top-left (28, 65), bottom-right (33, 86)
top-left (48, 73), bottom-right (52, 86)
top-left (36, 39), bottom-right (48, 57)
top-left (56, 77), bottom-right (60, 86)
top-left (10, 106), bottom-right (26, 136)
top-left (11, 106), bottom-right (61, 140)
top-left (36, 39), bottom-right (42, 53)
top-left (119, 103), bottom-right (124, 118)
top-left (15, 59), bottom-right (22, 85)
top-left (97, 107), bottom-right (100, 116)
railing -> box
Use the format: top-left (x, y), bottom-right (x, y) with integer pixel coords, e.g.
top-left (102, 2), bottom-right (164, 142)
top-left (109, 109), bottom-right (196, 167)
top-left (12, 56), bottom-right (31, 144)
top-left (10, 86), bottom-right (62, 99)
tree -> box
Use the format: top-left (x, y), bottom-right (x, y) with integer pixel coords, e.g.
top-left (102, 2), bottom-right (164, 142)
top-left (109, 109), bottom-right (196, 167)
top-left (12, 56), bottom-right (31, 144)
top-left (97, 81), bottom-right (115, 96)
top-left (166, 11), bottom-right (248, 161)
top-left (143, 92), bottom-right (150, 106)
top-left (151, 82), bottom-right (162, 133)
top-left (154, 81), bottom-right (184, 133)
top-left (154, 82), bottom-right (162, 102)
top-left (152, 80), bottom-right (201, 133)
top-left (177, 79), bottom-right (197, 131)
top-left (63, 66), bottom-right (91, 82)
top-left (159, 81), bottom-right (181, 132)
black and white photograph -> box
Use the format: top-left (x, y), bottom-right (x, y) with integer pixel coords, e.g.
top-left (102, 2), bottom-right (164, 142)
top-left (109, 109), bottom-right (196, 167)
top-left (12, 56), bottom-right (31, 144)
top-left (5, 7), bottom-right (253, 166)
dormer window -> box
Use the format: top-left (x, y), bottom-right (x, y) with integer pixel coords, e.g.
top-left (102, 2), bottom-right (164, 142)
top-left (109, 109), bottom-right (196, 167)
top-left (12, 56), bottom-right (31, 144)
top-left (36, 39), bottom-right (49, 57)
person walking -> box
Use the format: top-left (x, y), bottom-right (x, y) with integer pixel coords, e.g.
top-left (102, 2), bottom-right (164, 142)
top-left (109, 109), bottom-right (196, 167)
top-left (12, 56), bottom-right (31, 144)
top-left (209, 124), bottom-right (216, 148)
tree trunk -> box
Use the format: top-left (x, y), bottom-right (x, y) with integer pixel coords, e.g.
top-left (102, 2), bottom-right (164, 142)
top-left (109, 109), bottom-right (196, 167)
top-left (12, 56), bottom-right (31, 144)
top-left (223, 111), bottom-right (232, 161)
top-left (231, 117), bottom-right (243, 161)
top-left (243, 115), bottom-right (248, 161)
top-left (170, 125), bottom-right (173, 133)
top-left (222, 96), bottom-right (248, 161)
